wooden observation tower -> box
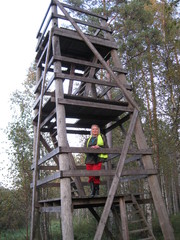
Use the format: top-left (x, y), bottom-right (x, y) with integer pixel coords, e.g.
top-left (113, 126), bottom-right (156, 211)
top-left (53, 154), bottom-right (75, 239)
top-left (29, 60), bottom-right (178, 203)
top-left (31, 1), bottom-right (175, 239)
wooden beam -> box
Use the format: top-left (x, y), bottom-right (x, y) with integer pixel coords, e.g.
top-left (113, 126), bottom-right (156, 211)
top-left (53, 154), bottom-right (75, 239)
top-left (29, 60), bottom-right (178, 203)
top-left (30, 30), bottom-right (53, 240)
top-left (94, 109), bottom-right (138, 240)
top-left (60, 169), bottom-right (157, 178)
top-left (59, 1), bottom-right (108, 20)
top-left (58, 98), bottom-right (133, 112)
top-left (119, 197), bottom-right (129, 240)
top-left (36, 2), bottom-right (52, 38)
top-left (53, 56), bottom-right (127, 75)
top-left (55, 72), bottom-right (118, 87)
top-left (40, 134), bottom-right (59, 165)
top-left (58, 146), bottom-right (152, 155)
top-left (52, 13), bottom-right (111, 32)
top-left (105, 114), bottom-right (130, 133)
top-left (53, 27), bottom-right (117, 49)
top-left (33, 168), bottom-right (157, 188)
top-left (134, 118), bottom-right (175, 240)
top-left (52, 5), bottom-right (74, 240)
top-left (31, 146), bottom-right (152, 170)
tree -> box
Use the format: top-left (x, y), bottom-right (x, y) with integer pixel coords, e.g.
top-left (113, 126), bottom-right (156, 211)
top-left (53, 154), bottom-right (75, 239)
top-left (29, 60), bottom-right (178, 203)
top-left (4, 63), bottom-right (36, 238)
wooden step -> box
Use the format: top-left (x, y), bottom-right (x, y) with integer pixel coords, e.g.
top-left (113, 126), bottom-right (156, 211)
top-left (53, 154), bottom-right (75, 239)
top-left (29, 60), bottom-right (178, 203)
top-left (129, 227), bottom-right (149, 234)
top-left (131, 209), bottom-right (141, 214)
top-left (138, 237), bottom-right (154, 240)
top-left (129, 218), bottom-right (144, 224)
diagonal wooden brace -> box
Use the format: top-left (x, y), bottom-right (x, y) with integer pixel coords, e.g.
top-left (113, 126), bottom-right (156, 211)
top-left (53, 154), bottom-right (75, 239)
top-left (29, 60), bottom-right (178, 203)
top-left (94, 109), bottom-right (138, 240)
top-left (54, 0), bottom-right (139, 110)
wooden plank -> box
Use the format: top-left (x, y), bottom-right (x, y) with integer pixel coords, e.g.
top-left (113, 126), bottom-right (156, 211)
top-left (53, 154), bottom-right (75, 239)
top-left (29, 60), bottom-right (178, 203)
top-left (40, 134), bottom-right (59, 165)
top-left (39, 166), bottom-right (58, 171)
top-left (52, 13), bottom-right (111, 32)
top-left (38, 147), bottom-right (59, 165)
top-left (105, 114), bottom-right (130, 133)
top-left (55, 72), bottom-right (118, 87)
top-left (30, 30), bottom-right (53, 240)
top-left (61, 169), bottom-right (157, 178)
top-left (129, 228), bottom-right (148, 234)
top-left (125, 155), bottom-right (142, 163)
top-left (34, 75), bottom-right (43, 94)
top-left (119, 197), bottom-right (129, 240)
top-left (53, 27), bottom-right (118, 49)
top-left (38, 195), bottom-right (151, 205)
top-left (58, 98), bottom-right (133, 112)
top-left (66, 129), bottom-right (90, 134)
top-left (37, 41), bottom-right (48, 67)
top-left (53, 56), bottom-right (127, 74)
top-left (36, 15), bottom-right (52, 52)
top-left (40, 108), bottom-right (56, 129)
top-left (94, 109), bottom-right (138, 240)
top-left (36, 172), bottom-right (60, 189)
top-left (32, 146), bottom-right (152, 170)
top-left (33, 168), bottom-right (157, 188)
top-left (60, 1), bottom-right (108, 20)
top-left (68, 64), bottom-right (75, 94)
top-left (36, 2), bottom-right (52, 38)
top-left (58, 146), bottom-right (152, 155)
top-left (40, 206), bottom-right (61, 213)
top-left (97, 86), bottom-right (112, 98)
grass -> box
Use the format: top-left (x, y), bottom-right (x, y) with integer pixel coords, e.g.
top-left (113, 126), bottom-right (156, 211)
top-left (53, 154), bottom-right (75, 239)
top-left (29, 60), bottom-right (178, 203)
top-left (1, 213), bottom-right (180, 239)
top-left (0, 228), bottom-right (27, 240)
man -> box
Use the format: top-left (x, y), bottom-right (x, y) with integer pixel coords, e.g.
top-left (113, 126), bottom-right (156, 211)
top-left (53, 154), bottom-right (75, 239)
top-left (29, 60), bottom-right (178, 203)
top-left (85, 124), bottom-right (108, 197)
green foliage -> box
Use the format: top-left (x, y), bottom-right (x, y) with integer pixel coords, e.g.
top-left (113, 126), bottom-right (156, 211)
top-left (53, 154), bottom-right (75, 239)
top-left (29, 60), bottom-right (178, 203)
top-left (0, 228), bottom-right (27, 240)
top-left (0, 187), bottom-right (28, 230)
top-left (152, 213), bottom-right (180, 240)
top-left (0, 63), bottom-right (36, 237)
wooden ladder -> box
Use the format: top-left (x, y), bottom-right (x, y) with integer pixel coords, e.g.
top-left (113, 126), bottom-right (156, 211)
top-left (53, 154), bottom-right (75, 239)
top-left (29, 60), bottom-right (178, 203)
top-left (128, 194), bottom-right (156, 240)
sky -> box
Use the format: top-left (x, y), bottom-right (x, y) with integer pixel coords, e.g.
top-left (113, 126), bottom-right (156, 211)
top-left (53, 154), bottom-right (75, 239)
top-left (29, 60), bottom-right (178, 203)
top-left (0, 0), bottom-right (51, 186)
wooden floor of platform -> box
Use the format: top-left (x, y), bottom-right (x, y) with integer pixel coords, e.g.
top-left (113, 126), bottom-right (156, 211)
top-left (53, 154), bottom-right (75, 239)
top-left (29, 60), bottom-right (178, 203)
top-left (38, 194), bottom-right (152, 213)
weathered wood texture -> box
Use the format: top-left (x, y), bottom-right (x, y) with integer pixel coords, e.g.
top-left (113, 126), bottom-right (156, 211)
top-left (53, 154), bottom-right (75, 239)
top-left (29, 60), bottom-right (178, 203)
top-left (51, 5), bottom-right (74, 240)
top-left (30, 30), bottom-right (53, 240)
top-left (94, 109), bottom-right (138, 240)
top-left (119, 197), bottom-right (129, 240)
top-left (31, 1), bottom-right (175, 240)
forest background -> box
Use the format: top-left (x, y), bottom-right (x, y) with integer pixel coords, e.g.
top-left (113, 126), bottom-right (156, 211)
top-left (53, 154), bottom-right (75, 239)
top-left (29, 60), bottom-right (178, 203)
top-left (0, 0), bottom-right (179, 239)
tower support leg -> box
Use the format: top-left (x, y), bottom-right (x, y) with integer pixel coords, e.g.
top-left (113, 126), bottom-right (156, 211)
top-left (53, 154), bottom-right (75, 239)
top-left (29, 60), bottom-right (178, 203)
top-left (134, 118), bottom-right (175, 240)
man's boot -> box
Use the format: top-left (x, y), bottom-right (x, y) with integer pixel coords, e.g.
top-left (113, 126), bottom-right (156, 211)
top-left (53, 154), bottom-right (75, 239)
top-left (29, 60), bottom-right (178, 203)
top-left (94, 184), bottom-right (99, 196)
top-left (90, 181), bottom-right (95, 197)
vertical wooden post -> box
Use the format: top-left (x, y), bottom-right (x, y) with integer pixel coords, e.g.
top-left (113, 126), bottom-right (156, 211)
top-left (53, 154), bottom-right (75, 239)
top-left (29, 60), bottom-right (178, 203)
top-left (51, 4), bottom-right (74, 240)
top-left (31, 67), bottom-right (41, 240)
top-left (134, 118), bottom-right (175, 240)
top-left (119, 197), bottom-right (129, 240)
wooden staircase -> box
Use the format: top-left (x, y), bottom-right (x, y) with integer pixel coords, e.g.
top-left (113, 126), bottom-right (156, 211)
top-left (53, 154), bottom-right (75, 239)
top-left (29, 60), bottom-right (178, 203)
top-left (128, 195), bottom-right (156, 240)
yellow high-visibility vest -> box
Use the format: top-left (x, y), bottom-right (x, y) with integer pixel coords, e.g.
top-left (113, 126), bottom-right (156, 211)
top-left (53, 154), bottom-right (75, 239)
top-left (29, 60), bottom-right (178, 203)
top-left (87, 134), bottom-right (108, 159)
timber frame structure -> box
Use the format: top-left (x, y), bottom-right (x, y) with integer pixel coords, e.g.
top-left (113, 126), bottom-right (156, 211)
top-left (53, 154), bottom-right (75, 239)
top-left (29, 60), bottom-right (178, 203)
top-left (30, 1), bottom-right (175, 240)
